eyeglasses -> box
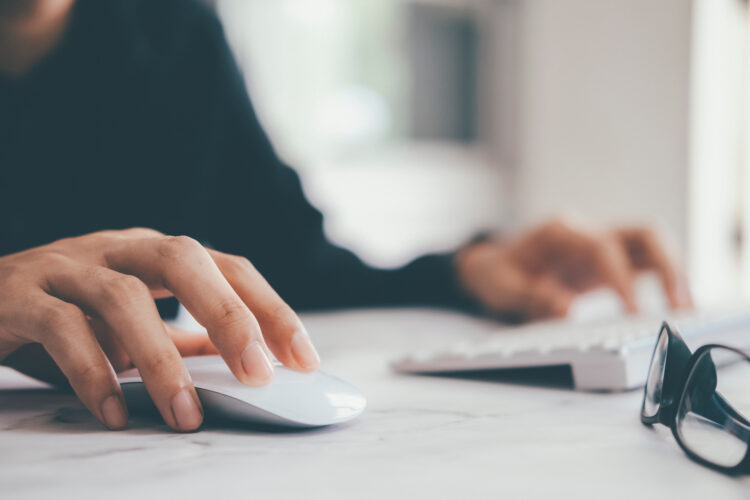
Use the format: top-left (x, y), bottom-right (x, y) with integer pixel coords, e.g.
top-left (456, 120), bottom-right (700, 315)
top-left (640, 321), bottom-right (750, 474)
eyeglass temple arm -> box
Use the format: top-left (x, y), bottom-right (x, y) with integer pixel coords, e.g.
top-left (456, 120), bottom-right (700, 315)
top-left (713, 392), bottom-right (750, 440)
top-left (693, 392), bottom-right (750, 443)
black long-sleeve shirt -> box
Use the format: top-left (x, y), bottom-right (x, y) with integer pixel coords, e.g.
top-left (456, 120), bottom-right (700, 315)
top-left (0, 0), bottom-right (475, 312)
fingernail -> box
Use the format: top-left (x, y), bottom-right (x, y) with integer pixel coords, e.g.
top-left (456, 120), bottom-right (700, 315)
top-left (241, 341), bottom-right (274, 385)
top-left (291, 329), bottom-right (320, 371)
top-left (170, 388), bottom-right (203, 431)
top-left (100, 394), bottom-right (128, 430)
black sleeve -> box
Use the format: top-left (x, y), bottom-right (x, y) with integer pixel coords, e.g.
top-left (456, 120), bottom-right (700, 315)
top-left (166, 4), bottom-right (478, 312)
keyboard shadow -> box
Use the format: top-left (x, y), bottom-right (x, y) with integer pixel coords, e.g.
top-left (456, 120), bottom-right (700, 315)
top-left (417, 364), bottom-right (575, 390)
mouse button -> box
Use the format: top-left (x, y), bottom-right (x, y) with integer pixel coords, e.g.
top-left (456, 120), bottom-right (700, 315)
top-left (192, 370), bottom-right (338, 423)
top-left (323, 388), bottom-right (367, 416)
top-left (322, 380), bottom-right (367, 415)
top-left (261, 375), bottom-right (366, 424)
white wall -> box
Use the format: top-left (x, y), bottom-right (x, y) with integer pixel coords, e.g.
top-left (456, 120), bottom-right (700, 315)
top-left (503, 0), bottom-right (750, 305)
top-left (511, 0), bottom-right (693, 250)
top-left (690, 0), bottom-right (746, 304)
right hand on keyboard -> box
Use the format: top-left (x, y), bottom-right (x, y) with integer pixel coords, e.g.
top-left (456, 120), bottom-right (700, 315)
top-left (455, 219), bottom-right (693, 322)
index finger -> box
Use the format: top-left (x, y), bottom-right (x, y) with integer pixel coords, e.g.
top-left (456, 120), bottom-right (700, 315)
top-left (588, 234), bottom-right (639, 313)
top-left (103, 235), bottom-right (275, 386)
top-left (207, 249), bottom-right (319, 372)
top-left (545, 223), bottom-right (639, 314)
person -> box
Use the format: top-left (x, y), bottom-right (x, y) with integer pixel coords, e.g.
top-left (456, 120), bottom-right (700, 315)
top-left (0, 0), bottom-right (692, 432)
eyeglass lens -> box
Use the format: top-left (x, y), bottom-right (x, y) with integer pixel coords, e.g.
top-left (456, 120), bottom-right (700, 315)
top-left (675, 347), bottom-right (750, 468)
top-left (642, 326), bottom-right (669, 419)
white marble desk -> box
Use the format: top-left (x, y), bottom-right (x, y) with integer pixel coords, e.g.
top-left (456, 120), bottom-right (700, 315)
top-left (1, 308), bottom-right (748, 499)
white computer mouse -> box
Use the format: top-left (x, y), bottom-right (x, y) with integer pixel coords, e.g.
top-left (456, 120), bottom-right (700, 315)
top-left (118, 355), bottom-right (366, 428)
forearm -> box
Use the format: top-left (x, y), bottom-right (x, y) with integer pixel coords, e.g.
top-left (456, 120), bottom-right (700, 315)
top-left (180, 10), bottom-right (477, 313)
top-left (258, 244), bottom-right (480, 312)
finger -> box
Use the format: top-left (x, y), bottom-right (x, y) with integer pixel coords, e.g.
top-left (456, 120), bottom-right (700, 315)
top-left (208, 250), bottom-right (319, 372)
top-left (524, 276), bottom-right (576, 320)
top-left (92, 318), bottom-right (219, 368)
top-left (46, 264), bottom-right (203, 432)
top-left (96, 230), bottom-right (174, 298)
top-left (165, 323), bottom-right (219, 358)
top-left (590, 236), bottom-right (638, 313)
top-left (103, 235), bottom-right (275, 386)
top-left (617, 228), bottom-right (692, 309)
top-left (483, 264), bottom-right (575, 321)
top-left (91, 317), bottom-right (219, 370)
top-left (89, 316), bottom-right (133, 372)
top-left (10, 292), bottom-right (128, 430)
top-left (95, 227), bottom-right (164, 241)
top-left (536, 222), bottom-right (638, 313)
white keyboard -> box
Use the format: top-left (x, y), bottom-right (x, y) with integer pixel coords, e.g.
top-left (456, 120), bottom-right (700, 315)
top-left (391, 309), bottom-right (750, 391)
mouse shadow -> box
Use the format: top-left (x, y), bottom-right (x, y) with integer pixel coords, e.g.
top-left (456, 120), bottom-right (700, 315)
top-left (132, 400), bottom-right (352, 434)
top-left (0, 387), bottom-right (112, 435)
top-left (0, 387), bottom-right (351, 436)
top-left (201, 416), bottom-right (354, 435)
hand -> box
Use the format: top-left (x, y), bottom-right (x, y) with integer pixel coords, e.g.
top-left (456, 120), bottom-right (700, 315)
top-left (0, 228), bottom-right (320, 431)
top-left (456, 219), bottom-right (693, 321)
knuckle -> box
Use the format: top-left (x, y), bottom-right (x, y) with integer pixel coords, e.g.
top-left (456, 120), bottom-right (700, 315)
top-left (157, 235), bottom-right (204, 262)
top-left (229, 255), bottom-right (255, 274)
top-left (39, 303), bottom-right (84, 333)
top-left (544, 217), bottom-right (571, 234)
top-left (99, 273), bottom-right (150, 306)
top-left (0, 263), bottom-right (34, 288)
top-left (211, 299), bottom-right (251, 330)
top-left (69, 359), bottom-right (113, 388)
top-left (34, 251), bottom-right (71, 269)
top-left (535, 217), bottom-right (577, 245)
top-left (1, 273), bottom-right (26, 290)
top-left (143, 349), bottom-right (179, 378)
top-left (83, 231), bottom-right (119, 245)
top-left (124, 227), bottom-right (163, 238)
top-left (264, 303), bottom-right (299, 334)
top-left (45, 235), bottom-right (78, 250)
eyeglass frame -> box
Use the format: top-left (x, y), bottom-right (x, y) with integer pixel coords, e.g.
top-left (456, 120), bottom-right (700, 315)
top-left (640, 320), bottom-right (750, 475)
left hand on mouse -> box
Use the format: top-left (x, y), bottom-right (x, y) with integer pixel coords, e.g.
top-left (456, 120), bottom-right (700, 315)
top-left (455, 219), bottom-right (693, 321)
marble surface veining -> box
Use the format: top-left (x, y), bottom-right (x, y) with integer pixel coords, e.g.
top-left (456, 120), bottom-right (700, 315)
top-left (1, 308), bottom-right (748, 499)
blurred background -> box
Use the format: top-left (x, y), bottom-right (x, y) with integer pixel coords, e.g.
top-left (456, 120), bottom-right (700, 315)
top-left (213, 0), bottom-right (750, 308)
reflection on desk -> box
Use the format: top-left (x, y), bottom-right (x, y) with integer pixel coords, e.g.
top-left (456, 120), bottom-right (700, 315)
top-left (1, 308), bottom-right (748, 499)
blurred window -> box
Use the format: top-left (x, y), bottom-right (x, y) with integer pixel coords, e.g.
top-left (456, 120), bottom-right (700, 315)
top-left (217, 0), bottom-right (481, 167)
top-left (216, 0), bottom-right (504, 266)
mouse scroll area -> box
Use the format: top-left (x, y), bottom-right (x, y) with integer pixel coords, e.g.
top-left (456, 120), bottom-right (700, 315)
top-left (118, 355), bottom-right (366, 429)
